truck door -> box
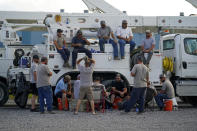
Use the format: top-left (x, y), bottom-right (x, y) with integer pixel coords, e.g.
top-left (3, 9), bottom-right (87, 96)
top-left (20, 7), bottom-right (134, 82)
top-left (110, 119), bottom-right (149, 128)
top-left (180, 35), bottom-right (197, 78)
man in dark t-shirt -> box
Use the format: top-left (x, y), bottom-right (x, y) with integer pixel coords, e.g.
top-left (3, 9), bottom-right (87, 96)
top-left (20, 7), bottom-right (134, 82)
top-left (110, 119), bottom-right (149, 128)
top-left (71, 30), bottom-right (92, 69)
top-left (110, 74), bottom-right (127, 104)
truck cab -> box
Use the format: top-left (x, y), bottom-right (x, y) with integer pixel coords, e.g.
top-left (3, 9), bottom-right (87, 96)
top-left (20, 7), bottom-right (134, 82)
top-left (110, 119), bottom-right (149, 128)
top-left (161, 34), bottom-right (197, 105)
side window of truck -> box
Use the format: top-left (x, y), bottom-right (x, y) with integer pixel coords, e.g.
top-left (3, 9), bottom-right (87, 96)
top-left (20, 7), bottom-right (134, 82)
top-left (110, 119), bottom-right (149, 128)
top-left (163, 39), bottom-right (175, 50)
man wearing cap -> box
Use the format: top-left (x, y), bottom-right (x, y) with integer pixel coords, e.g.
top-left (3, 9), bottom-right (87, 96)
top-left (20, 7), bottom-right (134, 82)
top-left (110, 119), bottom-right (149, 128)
top-left (120, 56), bottom-right (149, 114)
top-left (53, 29), bottom-right (70, 67)
top-left (141, 30), bottom-right (155, 65)
top-left (71, 30), bottom-right (92, 69)
top-left (29, 55), bottom-right (39, 112)
top-left (55, 75), bottom-right (72, 110)
top-left (116, 20), bottom-right (135, 59)
top-left (74, 56), bottom-right (96, 115)
top-left (97, 21), bottom-right (119, 60)
top-left (154, 74), bottom-right (175, 110)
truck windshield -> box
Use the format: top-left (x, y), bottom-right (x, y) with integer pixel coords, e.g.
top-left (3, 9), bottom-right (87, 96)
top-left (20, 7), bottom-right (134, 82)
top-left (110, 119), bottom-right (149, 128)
top-left (184, 38), bottom-right (197, 56)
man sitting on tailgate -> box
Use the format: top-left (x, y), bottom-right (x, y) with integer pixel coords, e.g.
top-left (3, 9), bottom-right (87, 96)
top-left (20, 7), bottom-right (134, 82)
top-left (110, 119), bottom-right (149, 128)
top-left (110, 74), bottom-right (127, 104)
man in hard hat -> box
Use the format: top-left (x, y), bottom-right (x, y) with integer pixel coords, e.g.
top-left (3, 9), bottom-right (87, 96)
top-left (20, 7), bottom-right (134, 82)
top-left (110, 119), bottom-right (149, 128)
top-left (116, 20), bottom-right (135, 59)
top-left (97, 20), bottom-right (119, 60)
top-left (141, 30), bottom-right (155, 65)
top-left (154, 74), bottom-right (175, 110)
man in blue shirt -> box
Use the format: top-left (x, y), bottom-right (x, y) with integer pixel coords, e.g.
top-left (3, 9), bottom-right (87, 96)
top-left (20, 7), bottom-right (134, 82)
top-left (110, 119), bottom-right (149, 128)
top-left (55, 75), bottom-right (72, 110)
top-left (71, 30), bottom-right (92, 69)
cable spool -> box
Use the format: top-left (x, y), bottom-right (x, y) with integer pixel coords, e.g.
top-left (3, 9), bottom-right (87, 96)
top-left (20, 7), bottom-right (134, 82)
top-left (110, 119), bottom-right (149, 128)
top-left (55, 15), bottom-right (61, 23)
top-left (162, 57), bottom-right (173, 72)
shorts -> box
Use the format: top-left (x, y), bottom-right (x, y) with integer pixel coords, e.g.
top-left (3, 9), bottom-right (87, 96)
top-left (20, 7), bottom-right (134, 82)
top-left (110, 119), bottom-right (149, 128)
top-left (79, 86), bottom-right (93, 101)
top-left (30, 83), bottom-right (38, 95)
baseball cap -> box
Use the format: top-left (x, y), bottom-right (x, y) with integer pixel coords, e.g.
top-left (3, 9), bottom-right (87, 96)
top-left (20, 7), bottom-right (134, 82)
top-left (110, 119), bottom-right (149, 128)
top-left (57, 29), bottom-right (63, 33)
top-left (33, 55), bottom-right (39, 60)
top-left (76, 30), bottom-right (82, 35)
top-left (159, 74), bottom-right (166, 78)
top-left (100, 20), bottom-right (105, 25)
top-left (122, 20), bottom-right (128, 24)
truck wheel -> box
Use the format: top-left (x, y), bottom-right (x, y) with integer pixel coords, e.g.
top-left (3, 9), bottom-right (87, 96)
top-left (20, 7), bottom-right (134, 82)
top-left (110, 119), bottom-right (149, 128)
top-left (0, 82), bottom-right (9, 106)
top-left (185, 96), bottom-right (197, 107)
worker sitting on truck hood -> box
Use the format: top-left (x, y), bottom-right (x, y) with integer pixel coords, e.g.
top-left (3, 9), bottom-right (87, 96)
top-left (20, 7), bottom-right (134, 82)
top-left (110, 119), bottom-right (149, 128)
top-left (116, 20), bottom-right (135, 59)
top-left (53, 29), bottom-right (70, 68)
top-left (141, 30), bottom-right (155, 66)
top-left (71, 30), bottom-right (92, 69)
top-left (154, 74), bottom-right (175, 111)
top-left (97, 20), bottom-right (119, 60)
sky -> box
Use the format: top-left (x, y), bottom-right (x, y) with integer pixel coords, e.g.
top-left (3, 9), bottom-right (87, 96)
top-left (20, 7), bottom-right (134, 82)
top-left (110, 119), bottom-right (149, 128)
top-left (0, 0), bottom-right (196, 16)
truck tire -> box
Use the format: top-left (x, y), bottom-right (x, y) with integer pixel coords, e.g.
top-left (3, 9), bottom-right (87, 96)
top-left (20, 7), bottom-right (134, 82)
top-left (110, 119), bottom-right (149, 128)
top-left (0, 82), bottom-right (9, 106)
top-left (185, 96), bottom-right (197, 107)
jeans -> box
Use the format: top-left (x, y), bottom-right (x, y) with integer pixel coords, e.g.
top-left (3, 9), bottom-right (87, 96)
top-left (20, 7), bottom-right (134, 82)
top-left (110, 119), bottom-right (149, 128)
top-left (99, 38), bottom-right (118, 57)
top-left (154, 93), bottom-right (169, 108)
top-left (143, 52), bottom-right (153, 65)
top-left (57, 48), bottom-right (70, 62)
top-left (72, 47), bottom-right (92, 67)
top-left (124, 87), bottom-right (146, 112)
top-left (118, 39), bottom-right (136, 57)
top-left (38, 86), bottom-right (53, 112)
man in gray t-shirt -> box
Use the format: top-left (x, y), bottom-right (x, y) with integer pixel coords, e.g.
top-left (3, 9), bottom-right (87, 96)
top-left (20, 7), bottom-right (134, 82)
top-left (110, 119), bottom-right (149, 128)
top-left (141, 30), bottom-right (155, 65)
top-left (74, 56), bottom-right (96, 115)
top-left (97, 21), bottom-right (118, 60)
top-left (53, 29), bottom-right (70, 67)
top-left (37, 57), bottom-right (55, 114)
top-left (154, 74), bottom-right (175, 110)
top-left (122, 56), bottom-right (149, 113)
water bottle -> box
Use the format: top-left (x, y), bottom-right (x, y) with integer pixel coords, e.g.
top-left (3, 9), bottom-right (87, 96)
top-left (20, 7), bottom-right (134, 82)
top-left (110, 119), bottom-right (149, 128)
top-left (136, 107), bottom-right (139, 112)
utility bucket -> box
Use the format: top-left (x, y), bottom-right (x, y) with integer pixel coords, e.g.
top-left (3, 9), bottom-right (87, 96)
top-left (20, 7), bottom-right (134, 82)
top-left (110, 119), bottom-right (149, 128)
top-left (164, 99), bottom-right (173, 111)
top-left (113, 98), bottom-right (122, 109)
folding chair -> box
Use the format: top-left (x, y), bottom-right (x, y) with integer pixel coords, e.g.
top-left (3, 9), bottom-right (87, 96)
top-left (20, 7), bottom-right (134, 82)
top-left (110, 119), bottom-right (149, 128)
top-left (86, 85), bottom-right (105, 113)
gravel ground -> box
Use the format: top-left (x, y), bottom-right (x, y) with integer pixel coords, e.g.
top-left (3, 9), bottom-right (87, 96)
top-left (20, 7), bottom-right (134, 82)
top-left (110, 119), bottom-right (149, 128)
top-left (0, 106), bottom-right (197, 131)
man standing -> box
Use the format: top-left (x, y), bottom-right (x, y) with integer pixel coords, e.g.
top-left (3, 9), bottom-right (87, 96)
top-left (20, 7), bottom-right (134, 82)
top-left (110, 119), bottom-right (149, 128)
top-left (53, 29), bottom-right (70, 67)
top-left (141, 30), bottom-right (155, 65)
top-left (154, 74), bottom-right (175, 110)
top-left (116, 20), bottom-right (135, 59)
top-left (37, 57), bottom-right (55, 114)
top-left (73, 75), bottom-right (80, 99)
top-left (110, 74), bottom-right (127, 104)
top-left (29, 55), bottom-right (39, 112)
top-left (71, 30), bottom-right (92, 69)
top-left (123, 56), bottom-right (149, 113)
top-left (55, 75), bottom-right (72, 110)
top-left (97, 21), bottom-right (119, 60)
top-left (74, 56), bottom-right (96, 115)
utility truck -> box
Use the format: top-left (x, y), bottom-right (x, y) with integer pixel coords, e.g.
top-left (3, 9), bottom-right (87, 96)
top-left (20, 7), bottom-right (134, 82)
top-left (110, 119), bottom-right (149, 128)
top-left (0, 0), bottom-right (197, 107)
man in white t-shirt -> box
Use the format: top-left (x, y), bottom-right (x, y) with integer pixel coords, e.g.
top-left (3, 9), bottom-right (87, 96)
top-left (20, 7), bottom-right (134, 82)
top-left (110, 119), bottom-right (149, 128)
top-left (116, 20), bottom-right (136, 59)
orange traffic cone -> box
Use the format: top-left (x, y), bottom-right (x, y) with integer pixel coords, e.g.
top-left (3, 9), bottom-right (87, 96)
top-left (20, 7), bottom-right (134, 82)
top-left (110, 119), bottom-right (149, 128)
top-left (64, 98), bottom-right (69, 110)
top-left (58, 98), bottom-right (63, 110)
